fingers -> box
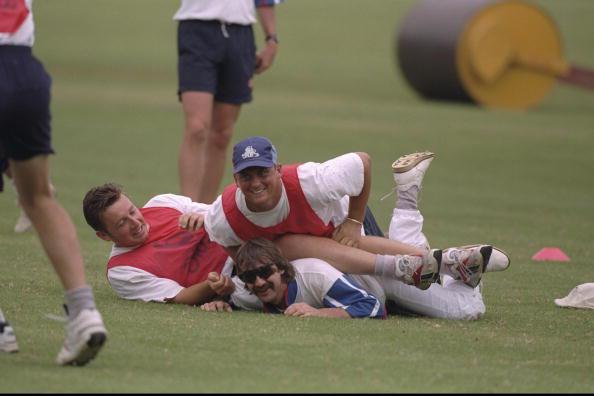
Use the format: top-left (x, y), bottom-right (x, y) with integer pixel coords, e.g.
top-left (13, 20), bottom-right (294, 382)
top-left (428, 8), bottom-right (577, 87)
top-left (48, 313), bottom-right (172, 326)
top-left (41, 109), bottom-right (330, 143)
top-left (207, 272), bottom-right (220, 283)
top-left (200, 301), bottom-right (232, 313)
top-left (209, 274), bottom-right (235, 296)
top-left (178, 213), bottom-right (204, 231)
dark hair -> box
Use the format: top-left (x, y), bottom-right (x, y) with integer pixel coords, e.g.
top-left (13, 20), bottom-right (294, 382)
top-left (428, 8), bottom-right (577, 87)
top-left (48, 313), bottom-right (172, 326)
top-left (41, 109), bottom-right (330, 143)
top-left (82, 183), bottom-right (124, 232)
top-left (235, 238), bottom-right (295, 283)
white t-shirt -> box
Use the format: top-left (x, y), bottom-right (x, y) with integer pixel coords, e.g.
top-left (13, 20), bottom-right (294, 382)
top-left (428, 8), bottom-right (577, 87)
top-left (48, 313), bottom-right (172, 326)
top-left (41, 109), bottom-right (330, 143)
top-left (107, 194), bottom-right (232, 303)
top-left (205, 153), bottom-right (365, 247)
top-left (173, 0), bottom-right (257, 25)
top-left (0, 0), bottom-right (35, 46)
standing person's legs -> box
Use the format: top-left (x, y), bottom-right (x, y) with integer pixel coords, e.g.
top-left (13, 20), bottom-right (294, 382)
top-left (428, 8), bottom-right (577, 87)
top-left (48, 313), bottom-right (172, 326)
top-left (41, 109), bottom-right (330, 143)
top-left (179, 91), bottom-right (214, 202)
top-left (10, 156), bottom-right (107, 365)
top-left (200, 102), bottom-right (241, 203)
top-left (10, 156), bottom-right (86, 289)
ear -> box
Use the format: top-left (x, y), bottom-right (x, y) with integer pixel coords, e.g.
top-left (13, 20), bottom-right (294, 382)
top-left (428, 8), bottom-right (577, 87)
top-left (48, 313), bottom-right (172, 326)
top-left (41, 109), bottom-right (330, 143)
top-left (275, 164), bottom-right (282, 174)
top-left (233, 173), bottom-right (241, 187)
top-left (96, 230), bottom-right (113, 242)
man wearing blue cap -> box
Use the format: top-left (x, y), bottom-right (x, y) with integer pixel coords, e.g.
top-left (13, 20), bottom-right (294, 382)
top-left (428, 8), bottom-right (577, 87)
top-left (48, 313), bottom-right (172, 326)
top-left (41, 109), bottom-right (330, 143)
top-left (204, 136), bottom-right (500, 291)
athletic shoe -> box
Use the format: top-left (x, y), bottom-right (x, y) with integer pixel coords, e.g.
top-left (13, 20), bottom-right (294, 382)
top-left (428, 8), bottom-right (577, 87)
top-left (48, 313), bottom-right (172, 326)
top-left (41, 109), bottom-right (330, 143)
top-left (394, 249), bottom-right (441, 290)
top-left (0, 309), bottom-right (19, 353)
top-left (55, 308), bottom-right (107, 366)
top-left (14, 209), bottom-right (33, 233)
top-left (392, 151), bottom-right (435, 191)
top-left (482, 245), bottom-right (511, 272)
top-left (442, 245), bottom-right (493, 288)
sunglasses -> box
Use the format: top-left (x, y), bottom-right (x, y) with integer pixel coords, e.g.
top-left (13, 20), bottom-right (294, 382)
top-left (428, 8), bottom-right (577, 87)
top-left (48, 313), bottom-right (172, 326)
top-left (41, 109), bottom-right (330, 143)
top-left (237, 264), bottom-right (276, 284)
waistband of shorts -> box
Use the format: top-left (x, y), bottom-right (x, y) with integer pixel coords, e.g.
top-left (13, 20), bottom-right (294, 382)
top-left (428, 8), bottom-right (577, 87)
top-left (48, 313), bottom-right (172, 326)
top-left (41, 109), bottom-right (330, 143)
top-left (182, 19), bottom-right (250, 28)
top-left (0, 45), bottom-right (32, 55)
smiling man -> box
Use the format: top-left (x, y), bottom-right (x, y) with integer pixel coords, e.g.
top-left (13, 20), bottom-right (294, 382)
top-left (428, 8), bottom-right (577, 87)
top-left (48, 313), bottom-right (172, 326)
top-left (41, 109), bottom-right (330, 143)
top-left (83, 183), bottom-right (238, 305)
top-left (204, 238), bottom-right (386, 319)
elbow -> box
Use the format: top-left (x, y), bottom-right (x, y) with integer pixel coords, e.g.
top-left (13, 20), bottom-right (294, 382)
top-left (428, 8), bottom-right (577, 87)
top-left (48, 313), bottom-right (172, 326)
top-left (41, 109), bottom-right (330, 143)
top-left (355, 152), bottom-right (371, 170)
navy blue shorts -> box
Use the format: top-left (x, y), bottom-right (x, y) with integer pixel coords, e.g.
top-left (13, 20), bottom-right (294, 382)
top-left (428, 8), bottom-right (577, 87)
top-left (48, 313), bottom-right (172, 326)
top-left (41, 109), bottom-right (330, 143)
top-left (177, 20), bottom-right (256, 104)
top-left (0, 46), bottom-right (54, 162)
top-left (0, 45), bottom-right (54, 161)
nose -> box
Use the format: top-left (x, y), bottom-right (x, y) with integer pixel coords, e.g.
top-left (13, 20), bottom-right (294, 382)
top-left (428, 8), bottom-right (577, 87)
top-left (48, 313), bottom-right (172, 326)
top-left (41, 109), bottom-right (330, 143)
top-left (253, 276), bottom-right (267, 286)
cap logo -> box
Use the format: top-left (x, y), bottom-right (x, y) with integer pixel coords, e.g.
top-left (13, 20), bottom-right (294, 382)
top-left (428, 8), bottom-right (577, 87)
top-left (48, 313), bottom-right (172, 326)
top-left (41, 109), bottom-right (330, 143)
top-left (241, 146), bottom-right (260, 160)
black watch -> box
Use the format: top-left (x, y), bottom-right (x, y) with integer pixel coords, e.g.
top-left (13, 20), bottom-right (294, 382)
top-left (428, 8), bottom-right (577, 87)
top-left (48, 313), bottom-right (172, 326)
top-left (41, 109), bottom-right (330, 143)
top-left (265, 34), bottom-right (279, 44)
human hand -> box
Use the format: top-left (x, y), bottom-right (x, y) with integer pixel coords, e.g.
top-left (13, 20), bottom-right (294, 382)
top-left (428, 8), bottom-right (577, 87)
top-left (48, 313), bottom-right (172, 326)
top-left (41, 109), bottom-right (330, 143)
top-left (255, 41), bottom-right (278, 74)
top-left (200, 300), bottom-right (232, 313)
top-left (178, 212), bottom-right (204, 232)
top-left (332, 219), bottom-right (362, 248)
top-left (284, 303), bottom-right (319, 317)
top-left (207, 272), bottom-right (235, 296)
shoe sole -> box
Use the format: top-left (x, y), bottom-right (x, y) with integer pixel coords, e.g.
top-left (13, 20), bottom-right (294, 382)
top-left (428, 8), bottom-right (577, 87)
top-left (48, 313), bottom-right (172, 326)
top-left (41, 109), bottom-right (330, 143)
top-left (392, 151), bottom-right (435, 173)
top-left (65, 332), bottom-right (107, 366)
top-left (0, 343), bottom-right (19, 353)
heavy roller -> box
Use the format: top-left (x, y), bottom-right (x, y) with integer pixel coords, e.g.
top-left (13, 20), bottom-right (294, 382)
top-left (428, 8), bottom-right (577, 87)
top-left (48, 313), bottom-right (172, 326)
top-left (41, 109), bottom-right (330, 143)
top-left (397, 0), bottom-right (594, 110)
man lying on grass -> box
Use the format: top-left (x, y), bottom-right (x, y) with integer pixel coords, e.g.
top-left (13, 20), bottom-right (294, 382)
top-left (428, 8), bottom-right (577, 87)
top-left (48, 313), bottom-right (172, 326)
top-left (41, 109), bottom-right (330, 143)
top-left (201, 238), bottom-right (386, 318)
top-left (201, 237), bottom-right (507, 320)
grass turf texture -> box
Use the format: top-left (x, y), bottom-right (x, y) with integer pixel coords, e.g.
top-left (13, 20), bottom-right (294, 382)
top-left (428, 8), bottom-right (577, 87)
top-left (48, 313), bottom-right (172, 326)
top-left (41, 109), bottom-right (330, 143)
top-left (1, 0), bottom-right (593, 392)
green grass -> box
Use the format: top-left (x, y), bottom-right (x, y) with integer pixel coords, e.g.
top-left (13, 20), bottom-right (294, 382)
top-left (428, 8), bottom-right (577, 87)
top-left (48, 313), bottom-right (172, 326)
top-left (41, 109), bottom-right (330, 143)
top-left (1, 0), bottom-right (594, 392)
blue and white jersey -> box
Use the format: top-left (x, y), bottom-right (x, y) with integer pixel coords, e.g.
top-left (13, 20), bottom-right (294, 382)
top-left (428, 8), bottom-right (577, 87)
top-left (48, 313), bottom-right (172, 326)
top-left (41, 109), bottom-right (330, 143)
top-left (262, 258), bottom-right (386, 319)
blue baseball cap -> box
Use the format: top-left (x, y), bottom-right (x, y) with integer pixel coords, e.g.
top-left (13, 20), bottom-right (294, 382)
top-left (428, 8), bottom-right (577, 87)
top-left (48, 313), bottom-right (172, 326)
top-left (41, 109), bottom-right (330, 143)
top-left (232, 136), bottom-right (278, 174)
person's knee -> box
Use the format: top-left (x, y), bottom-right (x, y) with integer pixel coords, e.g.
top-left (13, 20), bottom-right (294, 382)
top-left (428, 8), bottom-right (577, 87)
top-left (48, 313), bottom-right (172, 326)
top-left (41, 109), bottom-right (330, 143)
top-left (450, 300), bottom-right (485, 321)
top-left (18, 187), bottom-right (53, 212)
top-left (184, 118), bottom-right (210, 143)
top-left (209, 126), bottom-right (233, 150)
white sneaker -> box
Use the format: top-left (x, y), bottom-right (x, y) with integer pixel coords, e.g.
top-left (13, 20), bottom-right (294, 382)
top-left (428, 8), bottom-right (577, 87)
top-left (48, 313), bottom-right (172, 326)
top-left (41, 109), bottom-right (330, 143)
top-left (392, 151), bottom-right (435, 191)
top-left (14, 209), bottom-right (33, 233)
top-left (442, 245), bottom-right (493, 288)
top-left (446, 244), bottom-right (510, 272)
top-left (56, 308), bottom-right (107, 366)
top-left (393, 249), bottom-right (441, 290)
top-left (0, 309), bottom-right (19, 353)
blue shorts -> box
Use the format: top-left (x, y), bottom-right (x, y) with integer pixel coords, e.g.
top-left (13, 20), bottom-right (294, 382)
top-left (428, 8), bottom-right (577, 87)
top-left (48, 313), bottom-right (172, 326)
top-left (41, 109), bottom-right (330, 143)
top-left (177, 20), bottom-right (256, 104)
top-left (0, 46), bottom-right (54, 191)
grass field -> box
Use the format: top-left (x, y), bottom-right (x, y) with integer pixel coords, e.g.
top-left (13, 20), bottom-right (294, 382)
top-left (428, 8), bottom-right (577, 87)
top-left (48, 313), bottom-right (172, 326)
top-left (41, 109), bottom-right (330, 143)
top-left (1, 0), bottom-right (593, 392)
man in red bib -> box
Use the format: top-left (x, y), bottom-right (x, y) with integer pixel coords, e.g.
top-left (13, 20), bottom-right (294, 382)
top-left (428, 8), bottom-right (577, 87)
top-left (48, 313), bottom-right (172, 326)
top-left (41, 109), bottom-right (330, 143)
top-left (83, 183), bottom-right (241, 305)
top-left (205, 136), bottom-right (446, 291)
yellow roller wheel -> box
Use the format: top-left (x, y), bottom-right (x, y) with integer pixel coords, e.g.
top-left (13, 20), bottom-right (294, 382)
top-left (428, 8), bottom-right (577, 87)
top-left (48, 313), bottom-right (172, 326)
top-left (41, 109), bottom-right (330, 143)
top-left (457, 0), bottom-right (566, 109)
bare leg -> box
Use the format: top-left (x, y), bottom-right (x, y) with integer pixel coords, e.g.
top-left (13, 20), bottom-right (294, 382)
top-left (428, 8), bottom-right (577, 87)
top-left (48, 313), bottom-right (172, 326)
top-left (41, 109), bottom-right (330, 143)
top-left (275, 234), bottom-right (422, 275)
top-left (179, 91), bottom-right (214, 202)
top-left (9, 155), bottom-right (106, 365)
top-left (9, 156), bottom-right (85, 290)
top-left (199, 102), bottom-right (241, 203)
top-left (358, 235), bottom-right (424, 255)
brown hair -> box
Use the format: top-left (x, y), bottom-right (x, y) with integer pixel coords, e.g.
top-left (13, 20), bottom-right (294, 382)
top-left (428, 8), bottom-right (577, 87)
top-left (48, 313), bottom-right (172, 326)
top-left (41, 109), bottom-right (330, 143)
top-left (82, 183), bottom-right (124, 233)
top-left (235, 238), bottom-right (295, 283)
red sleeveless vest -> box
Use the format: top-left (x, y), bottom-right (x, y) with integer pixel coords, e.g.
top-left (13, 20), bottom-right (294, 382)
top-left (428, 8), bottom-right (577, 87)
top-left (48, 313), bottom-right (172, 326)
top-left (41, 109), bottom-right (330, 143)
top-left (0, 0), bottom-right (29, 34)
top-left (107, 207), bottom-right (228, 287)
top-left (221, 164), bottom-right (335, 242)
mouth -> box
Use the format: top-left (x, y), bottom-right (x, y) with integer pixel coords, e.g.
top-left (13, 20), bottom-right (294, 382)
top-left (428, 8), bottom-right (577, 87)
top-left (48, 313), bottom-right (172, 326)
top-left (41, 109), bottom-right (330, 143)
top-left (249, 187), bottom-right (267, 196)
top-left (254, 283), bottom-right (273, 296)
top-left (132, 224), bottom-right (146, 239)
